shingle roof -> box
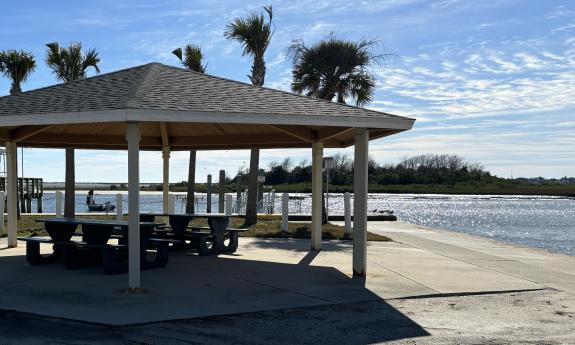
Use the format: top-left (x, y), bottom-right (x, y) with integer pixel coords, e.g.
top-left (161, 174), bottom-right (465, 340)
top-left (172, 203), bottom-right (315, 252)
top-left (0, 63), bottom-right (413, 123)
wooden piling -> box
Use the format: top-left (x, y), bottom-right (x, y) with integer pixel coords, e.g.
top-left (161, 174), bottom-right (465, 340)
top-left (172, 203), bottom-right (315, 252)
top-left (218, 170), bottom-right (225, 213)
top-left (206, 174), bottom-right (212, 213)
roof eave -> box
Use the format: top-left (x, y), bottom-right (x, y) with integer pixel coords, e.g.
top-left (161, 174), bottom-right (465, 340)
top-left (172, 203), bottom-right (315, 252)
top-left (0, 108), bottom-right (415, 131)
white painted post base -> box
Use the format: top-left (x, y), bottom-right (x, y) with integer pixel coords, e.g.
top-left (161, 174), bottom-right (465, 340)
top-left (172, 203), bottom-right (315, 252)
top-left (55, 191), bottom-right (63, 217)
top-left (353, 128), bottom-right (369, 277)
top-left (169, 194), bottom-right (175, 214)
top-left (116, 193), bottom-right (123, 221)
top-left (344, 192), bottom-right (352, 235)
top-left (225, 194), bottom-right (233, 215)
top-left (281, 193), bottom-right (289, 232)
top-left (311, 142), bottom-right (323, 250)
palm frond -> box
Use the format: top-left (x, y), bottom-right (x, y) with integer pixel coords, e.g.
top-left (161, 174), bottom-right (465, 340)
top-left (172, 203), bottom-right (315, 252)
top-left (0, 49), bottom-right (37, 94)
top-left (172, 44), bottom-right (206, 73)
top-left (225, 5), bottom-right (274, 85)
top-left (289, 34), bottom-right (388, 107)
top-left (45, 41), bottom-right (101, 82)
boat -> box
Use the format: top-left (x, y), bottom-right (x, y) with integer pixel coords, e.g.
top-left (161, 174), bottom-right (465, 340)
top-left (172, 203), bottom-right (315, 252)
top-left (86, 189), bottom-right (115, 212)
top-left (88, 203), bottom-right (115, 212)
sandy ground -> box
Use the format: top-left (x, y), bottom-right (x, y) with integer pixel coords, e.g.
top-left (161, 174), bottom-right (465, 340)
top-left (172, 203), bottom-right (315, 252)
top-left (1, 288), bottom-right (573, 344)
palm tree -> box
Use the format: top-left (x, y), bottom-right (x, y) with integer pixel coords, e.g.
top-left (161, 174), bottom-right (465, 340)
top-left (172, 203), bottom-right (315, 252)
top-left (172, 45), bottom-right (206, 73)
top-left (45, 42), bottom-right (101, 218)
top-left (0, 50), bottom-right (36, 95)
top-left (172, 44), bottom-right (206, 213)
top-left (289, 35), bottom-right (386, 223)
top-left (225, 5), bottom-right (274, 226)
top-left (289, 34), bottom-right (385, 106)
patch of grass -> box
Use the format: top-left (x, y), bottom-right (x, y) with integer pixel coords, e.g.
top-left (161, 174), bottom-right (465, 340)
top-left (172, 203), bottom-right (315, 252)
top-left (222, 216), bottom-right (390, 241)
top-left (6, 214), bottom-right (390, 242)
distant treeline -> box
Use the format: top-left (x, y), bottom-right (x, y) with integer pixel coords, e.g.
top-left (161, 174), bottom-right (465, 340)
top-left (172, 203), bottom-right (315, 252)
top-left (233, 153), bottom-right (495, 186)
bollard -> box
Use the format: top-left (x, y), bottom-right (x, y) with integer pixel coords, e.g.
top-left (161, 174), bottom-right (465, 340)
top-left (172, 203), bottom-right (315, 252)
top-left (25, 178), bottom-right (31, 213)
top-left (206, 174), bottom-right (212, 213)
top-left (116, 193), bottom-right (123, 220)
top-left (225, 194), bottom-right (233, 215)
top-left (55, 191), bottom-right (63, 217)
top-left (0, 191), bottom-right (4, 231)
top-left (218, 170), bottom-right (225, 213)
top-left (281, 193), bottom-right (289, 232)
top-left (169, 194), bottom-right (176, 214)
top-left (344, 192), bottom-right (352, 235)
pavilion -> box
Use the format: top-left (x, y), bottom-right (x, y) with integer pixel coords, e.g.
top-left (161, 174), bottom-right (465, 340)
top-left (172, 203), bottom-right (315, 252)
top-left (0, 63), bottom-right (415, 290)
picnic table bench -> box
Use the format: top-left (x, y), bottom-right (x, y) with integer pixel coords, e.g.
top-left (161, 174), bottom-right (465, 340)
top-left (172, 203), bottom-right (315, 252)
top-left (141, 213), bottom-right (247, 255)
top-left (18, 218), bottom-right (176, 274)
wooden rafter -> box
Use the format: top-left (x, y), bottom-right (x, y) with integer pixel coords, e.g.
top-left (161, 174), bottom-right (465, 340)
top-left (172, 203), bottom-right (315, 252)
top-left (317, 127), bottom-right (353, 142)
top-left (266, 124), bottom-right (316, 143)
top-left (10, 125), bottom-right (53, 142)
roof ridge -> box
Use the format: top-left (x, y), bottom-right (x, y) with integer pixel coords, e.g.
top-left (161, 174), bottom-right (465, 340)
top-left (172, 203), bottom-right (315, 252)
top-left (125, 64), bottom-right (162, 108)
top-left (153, 63), bottom-right (414, 121)
top-left (0, 63), bottom-right (158, 101)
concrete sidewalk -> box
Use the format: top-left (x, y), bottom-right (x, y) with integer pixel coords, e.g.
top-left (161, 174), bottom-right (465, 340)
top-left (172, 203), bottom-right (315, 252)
top-left (351, 221), bottom-right (575, 294)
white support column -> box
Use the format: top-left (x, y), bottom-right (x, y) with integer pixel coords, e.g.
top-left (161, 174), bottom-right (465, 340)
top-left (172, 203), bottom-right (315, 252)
top-left (116, 193), bottom-right (123, 221)
top-left (311, 141), bottom-right (323, 250)
top-left (162, 146), bottom-right (170, 214)
top-left (5, 142), bottom-right (18, 248)
top-left (55, 191), bottom-right (62, 217)
top-left (353, 128), bottom-right (369, 277)
top-left (126, 123), bottom-right (141, 291)
top-left (0, 191), bottom-right (5, 231)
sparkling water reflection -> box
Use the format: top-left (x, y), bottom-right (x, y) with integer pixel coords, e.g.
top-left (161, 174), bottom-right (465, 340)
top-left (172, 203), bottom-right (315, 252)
top-left (31, 192), bottom-right (575, 256)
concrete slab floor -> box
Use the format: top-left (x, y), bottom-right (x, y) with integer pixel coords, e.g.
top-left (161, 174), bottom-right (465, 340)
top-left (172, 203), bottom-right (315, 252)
top-left (0, 225), bottom-right (554, 326)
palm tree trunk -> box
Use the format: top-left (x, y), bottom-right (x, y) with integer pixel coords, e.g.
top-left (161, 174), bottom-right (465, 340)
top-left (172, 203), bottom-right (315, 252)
top-left (185, 150), bottom-right (196, 213)
top-left (9, 82), bottom-right (21, 95)
top-left (64, 148), bottom-right (75, 218)
top-left (244, 148), bottom-right (259, 226)
top-left (250, 56), bottom-right (266, 86)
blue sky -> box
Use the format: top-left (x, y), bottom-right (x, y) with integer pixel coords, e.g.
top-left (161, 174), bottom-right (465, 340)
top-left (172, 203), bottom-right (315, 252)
top-left (1, 0), bottom-right (574, 182)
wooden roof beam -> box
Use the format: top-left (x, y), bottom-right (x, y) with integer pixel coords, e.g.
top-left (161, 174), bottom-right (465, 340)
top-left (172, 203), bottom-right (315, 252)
top-left (159, 122), bottom-right (169, 147)
top-left (0, 128), bottom-right (10, 141)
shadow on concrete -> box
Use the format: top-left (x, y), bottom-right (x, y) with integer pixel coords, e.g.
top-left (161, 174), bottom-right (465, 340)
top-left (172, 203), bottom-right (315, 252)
top-left (239, 236), bottom-right (354, 253)
top-left (0, 247), bottom-right (430, 343)
top-left (298, 250), bottom-right (320, 266)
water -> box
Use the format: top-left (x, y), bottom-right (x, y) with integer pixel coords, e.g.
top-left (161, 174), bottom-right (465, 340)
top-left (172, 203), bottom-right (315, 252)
top-left (30, 192), bottom-right (575, 256)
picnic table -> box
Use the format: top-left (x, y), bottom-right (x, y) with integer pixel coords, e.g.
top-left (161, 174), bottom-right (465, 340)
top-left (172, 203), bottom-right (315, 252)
top-left (140, 213), bottom-right (246, 255)
top-left (18, 218), bottom-right (172, 274)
